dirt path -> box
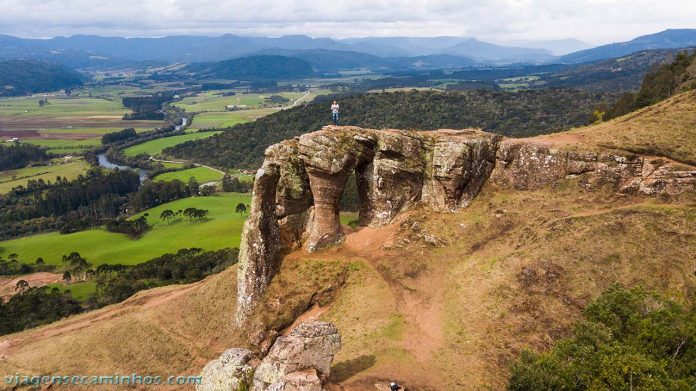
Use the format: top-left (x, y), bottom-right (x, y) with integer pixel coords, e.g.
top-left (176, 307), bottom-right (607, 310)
top-left (0, 281), bottom-right (202, 357)
top-left (0, 272), bottom-right (62, 300)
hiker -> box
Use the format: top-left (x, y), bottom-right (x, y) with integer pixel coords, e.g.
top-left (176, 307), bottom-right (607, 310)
top-left (390, 382), bottom-right (402, 391)
top-left (331, 100), bottom-right (340, 125)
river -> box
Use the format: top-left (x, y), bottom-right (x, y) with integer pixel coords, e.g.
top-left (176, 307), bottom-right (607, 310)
top-left (97, 154), bottom-right (149, 182)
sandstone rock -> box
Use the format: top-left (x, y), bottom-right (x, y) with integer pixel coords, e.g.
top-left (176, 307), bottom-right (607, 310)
top-left (197, 348), bottom-right (256, 391)
top-left (265, 369), bottom-right (323, 391)
top-left (253, 322), bottom-right (341, 390)
top-left (235, 127), bottom-right (696, 325)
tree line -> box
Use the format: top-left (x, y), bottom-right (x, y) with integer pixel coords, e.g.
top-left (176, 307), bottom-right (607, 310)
top-left (0, 248), bottom-right (237, 335)
top-left (0, 143), bottom-right (48, 171)
top-left (509, 284), bottom-right (696, 390)
top-left (166, 89), bottom-right (617, 169)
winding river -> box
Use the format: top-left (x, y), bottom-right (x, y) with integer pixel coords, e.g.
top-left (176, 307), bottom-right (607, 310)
top-left (97, 153), bottom-right (149, 182)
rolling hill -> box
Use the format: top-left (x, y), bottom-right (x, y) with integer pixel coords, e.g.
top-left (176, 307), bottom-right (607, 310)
top-left (186, 55), bottom-right (315, 80)
top-left (0, 60), bottom-right (84, 96)
top-left (560, 29), bottom-right (696, 63)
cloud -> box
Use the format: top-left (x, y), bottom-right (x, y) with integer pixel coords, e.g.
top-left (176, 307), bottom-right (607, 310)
top-left (0, 0), bottom-right (694, 44)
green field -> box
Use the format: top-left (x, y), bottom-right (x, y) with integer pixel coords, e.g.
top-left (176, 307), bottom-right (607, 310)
top-left (0, 193), bottom-right (251, 266)
top-left (123, 131), bottom-right (221, 157)
top-left (0, 96), bottom-right (128, 117)
top-left (0, 95), bottom-right (164, 155)
top-left (153, 166), bottom-right (224, 184)
top-left (0, 159), bottom-right (91, 194)
top-left (174, 91), bottom-right (304, 113)
top-left (176, 90), bottom-right (317, 130)
top-left (46, 281), bottom-right (97, 301)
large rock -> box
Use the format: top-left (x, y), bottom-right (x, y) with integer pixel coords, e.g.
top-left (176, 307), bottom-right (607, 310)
top-left (197, 348), bottom-right (256, 391)
top-left (235, 126), bottom-right (696, 325)
top-left (252, 322), bottom-right (341, 390)
top-left (200, 322), bottom-right (341, 391)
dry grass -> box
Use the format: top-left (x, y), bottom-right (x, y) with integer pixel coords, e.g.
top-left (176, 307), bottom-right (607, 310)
top-left (537, 90), bottom-right (696, 164)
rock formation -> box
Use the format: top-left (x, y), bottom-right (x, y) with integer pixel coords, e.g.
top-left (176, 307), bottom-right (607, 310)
top-left (198, 322), bottom-right (341, 391)
top-left (236, 126), bottom-right (696, 324)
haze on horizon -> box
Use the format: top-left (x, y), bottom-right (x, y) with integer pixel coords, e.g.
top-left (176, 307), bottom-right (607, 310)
top-left (1, 0), bottom-right (695, 46)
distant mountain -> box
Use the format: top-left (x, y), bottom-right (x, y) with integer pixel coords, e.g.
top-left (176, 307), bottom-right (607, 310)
top-left (544, 49), bottom-right (679, 92)
top-left (442, 39), bottom-right (554, 63)
top-left (340, 36), bottom-right (554, 63)
top-left (0, 34), bottom-right (556, 68)
top-left (247, 49), bottom-right (477, 72)
top-left (186, 55), bottom-right (314, 80)
top-left (503, 39), bottom-right (593, 56)
top-left (0, 60), bottom-right (84, 96)
top-left (560, 29), bottom-right (696, 63)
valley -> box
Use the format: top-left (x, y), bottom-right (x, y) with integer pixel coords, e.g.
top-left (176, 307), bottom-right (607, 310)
top-left (0, 23), bottom-right (694, 391)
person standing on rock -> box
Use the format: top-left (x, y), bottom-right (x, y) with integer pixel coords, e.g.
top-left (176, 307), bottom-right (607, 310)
top-left (331, 101), bottom-right (340, 125)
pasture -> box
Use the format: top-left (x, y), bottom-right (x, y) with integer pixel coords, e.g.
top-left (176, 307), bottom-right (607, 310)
top-left (122, 131), bottom-right (222, 157)
top-left (0, 158), bottom-right (91, 194)
top-left (0, 96), bottom-right (164, 154)
top-left (153, 166), bottom-right (224, 184)
top-left (0, 193), bottom-right (251, 266)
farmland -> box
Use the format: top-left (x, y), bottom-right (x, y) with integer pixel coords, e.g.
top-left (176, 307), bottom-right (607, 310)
top-left (153, 166), bottom-right (224, 183)
top-left (122, 131), bottom-right (222, 157)
top-left (175, 90), bottom-right (318, 130)
top-left (0, 95), bottom-right (164, 154)
top-left (0, 158), bottom-right (91, 194)
top-left (0, 192), bottom-right (251, 266)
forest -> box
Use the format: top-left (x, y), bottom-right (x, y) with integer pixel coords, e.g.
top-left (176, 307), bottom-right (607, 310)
top-left (167, 88), bottom-right (618, 168)
top-left (0, 143), bottom-right (48, 171)
top-left (0, 60), bottom-right (84, 97)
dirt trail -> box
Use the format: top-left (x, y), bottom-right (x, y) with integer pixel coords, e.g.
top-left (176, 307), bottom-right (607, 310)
top-left (0, 272), bottom-right (62, 300)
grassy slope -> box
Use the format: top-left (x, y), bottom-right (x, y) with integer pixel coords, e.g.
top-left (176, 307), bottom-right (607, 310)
top-left (540, 90), bottom-right (696, 164)
top-left (0, 159), bottom-right (90, 194)
top-left (123, 131), bottom-right (221, 157)
top-left (1, 185), bottom-right (693, 389)
top-left (0, 193), bottom-right (250, 266)
top-left (153, 166), bottom-right (223, 183)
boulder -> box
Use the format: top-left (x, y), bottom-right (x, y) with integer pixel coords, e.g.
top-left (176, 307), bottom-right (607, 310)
top-left (197, 348), bottom-right (256, 391)
top-left (252, 322), bottom-right (341, 390)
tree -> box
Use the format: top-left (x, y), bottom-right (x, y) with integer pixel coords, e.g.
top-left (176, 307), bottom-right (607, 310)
top-left (222, 174), bottom-right (234, 192)
top-left (7, 254), bottom-right (18, 272)
top-left (200, 185), bottom-right (216, 196)
top-left (188, 177), bottom-right (200, 196)
top-left (35, 257), bottom-right (45, 269)
top-left (62, 271), bottom-right (72, 282)
top-left (160, 209), bottom-right (175, 222)
top-left (15, 279), bottom-right (29, 293)
top-left (235, 203), bottom-right (247, 216)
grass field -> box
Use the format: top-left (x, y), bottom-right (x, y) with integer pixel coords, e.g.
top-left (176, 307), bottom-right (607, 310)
top-left (177, 90), bottom-right (320, 130)
top-left (153, 166), bottom-right (224, 183)
top-left (46, 281), bottom-right (97, 301)
top-left (0, 158), bottom-right (91, 194)
top-left (0, 95), bottom-right (164, 154)
top-left (0, 193), bottom-right (251, 266)
top-left (123, 131), bottom-right (221, 157)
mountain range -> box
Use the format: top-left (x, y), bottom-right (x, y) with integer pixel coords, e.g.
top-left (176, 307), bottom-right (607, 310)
top-left (0, 29), bottom-right (695, 70)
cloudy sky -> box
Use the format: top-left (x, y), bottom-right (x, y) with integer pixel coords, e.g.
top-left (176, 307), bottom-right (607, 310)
top-left (1, 0), bottom-right (695, 44)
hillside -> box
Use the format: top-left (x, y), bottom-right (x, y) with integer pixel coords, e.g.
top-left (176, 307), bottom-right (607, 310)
top-left (0, 60), bottom-right (83, 96)
top-left (167, 89), bottom-right (617, 168)
top-left (186, 55), bottom-right (314, 80)
top-left (540, 89), bottom-right (696, 165)
top-left (560, 29), bottom-right (696, 63)
top-left (1, 91), bottom-right (694, 389)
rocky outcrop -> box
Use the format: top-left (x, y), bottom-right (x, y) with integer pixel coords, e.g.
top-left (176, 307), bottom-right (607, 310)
top-left (197, 348), bottom-right (257, 391)
top-left (253, 322), bottom-right (341, 390)
top-left (198, 322), bottom-right (341, 391)
top-left (235, 126), bottom-right (696, 325)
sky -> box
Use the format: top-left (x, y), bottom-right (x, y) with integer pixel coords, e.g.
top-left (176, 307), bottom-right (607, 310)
top-left (1, 0), bottom-right (695, 45)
